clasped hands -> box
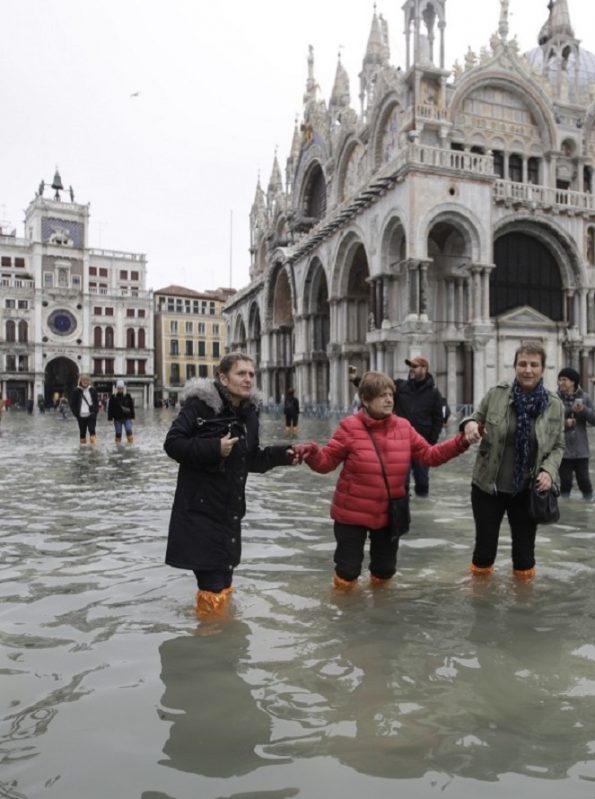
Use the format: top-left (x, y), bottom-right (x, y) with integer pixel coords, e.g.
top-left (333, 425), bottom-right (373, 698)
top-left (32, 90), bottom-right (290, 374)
top-left (287, 441), bottom-right (318, 465)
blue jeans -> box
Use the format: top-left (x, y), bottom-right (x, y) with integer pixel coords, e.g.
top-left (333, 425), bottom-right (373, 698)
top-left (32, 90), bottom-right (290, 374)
top-left (114, 419), bottom-right (133, 437)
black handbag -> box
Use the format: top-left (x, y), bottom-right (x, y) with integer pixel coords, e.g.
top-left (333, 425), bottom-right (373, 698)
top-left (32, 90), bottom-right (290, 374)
top-left (528, 481), bottom-right (560, 524)
top-left (366, 427), bottom-right (411, 539)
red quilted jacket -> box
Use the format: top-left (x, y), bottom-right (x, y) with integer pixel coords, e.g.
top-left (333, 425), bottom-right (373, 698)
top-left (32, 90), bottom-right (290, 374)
top-left (305, 409), bottom-right (468, 529)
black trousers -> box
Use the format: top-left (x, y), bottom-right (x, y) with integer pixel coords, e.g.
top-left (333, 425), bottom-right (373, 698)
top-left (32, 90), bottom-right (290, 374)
top-left (333, 522), bottom-right (399, 581)
top-left (559, 458), bottom-right (593, 497)
top-left (192, 570), bottom-right (233, 593)
top-left (471, 484), bottom-right (537, 571)
top-left (77, 414), bottom-right (97, 438)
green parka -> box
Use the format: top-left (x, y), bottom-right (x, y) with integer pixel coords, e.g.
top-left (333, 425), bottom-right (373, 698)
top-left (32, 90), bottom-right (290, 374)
top-left (461, 382), bottom-right (565, 494)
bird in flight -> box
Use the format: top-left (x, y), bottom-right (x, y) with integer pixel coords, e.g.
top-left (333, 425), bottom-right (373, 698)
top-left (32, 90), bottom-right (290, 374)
top-left (130, 91), bottom-right (141, 97)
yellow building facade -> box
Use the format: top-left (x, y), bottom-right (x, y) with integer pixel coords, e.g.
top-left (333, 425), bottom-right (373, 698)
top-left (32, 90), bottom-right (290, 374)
top-left (154, 285), bottom-right (235, 404)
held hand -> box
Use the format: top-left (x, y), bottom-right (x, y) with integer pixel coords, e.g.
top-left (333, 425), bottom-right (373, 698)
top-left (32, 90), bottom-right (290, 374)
top-left (463, 421), bottom-right (482, 445)
top-left (220, 432), bottom-right (239, 458)
top-left (292, 441), bottom-right (319, 463)
top-left (286, 447), bottom-right (300, 465)
top-left (535, 471), bottom-right (552, 492)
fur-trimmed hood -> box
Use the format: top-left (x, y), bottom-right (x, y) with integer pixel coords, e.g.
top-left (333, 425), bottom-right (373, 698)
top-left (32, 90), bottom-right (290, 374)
top-left (180, 378), bottom-right (262, 413)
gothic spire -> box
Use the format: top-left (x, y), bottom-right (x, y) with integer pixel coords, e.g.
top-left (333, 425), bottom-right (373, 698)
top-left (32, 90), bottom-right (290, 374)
top-left (330, 51), bottom-right (350, 111)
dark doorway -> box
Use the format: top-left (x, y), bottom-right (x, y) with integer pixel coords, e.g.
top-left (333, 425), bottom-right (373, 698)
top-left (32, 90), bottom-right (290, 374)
top-left (492, 233), bottom-right (563, 320)
top-left (44, 357), bottom-right (79, 405)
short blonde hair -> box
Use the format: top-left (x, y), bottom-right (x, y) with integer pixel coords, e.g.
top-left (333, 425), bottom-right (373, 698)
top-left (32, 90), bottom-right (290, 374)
top-left (358, 371), bottom-right (395, 402)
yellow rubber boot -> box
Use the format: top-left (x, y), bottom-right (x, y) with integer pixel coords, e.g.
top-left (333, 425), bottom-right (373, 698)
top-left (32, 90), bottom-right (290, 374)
top-left (469, 563), bottom-right (494, 576)
top-left (195, 588), bottom-right (233, 618)
top-left (126, 434), bottom-right (134, 444)
top-left (333, 574), bottom-right (358, 590)
top-left (513, 567), bottom-right (535, 581)
top-left (90, 434), bottom-right (97, 445)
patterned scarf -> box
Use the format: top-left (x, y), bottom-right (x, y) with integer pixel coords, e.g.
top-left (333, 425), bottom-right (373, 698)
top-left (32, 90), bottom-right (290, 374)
top-left (512, 378), bottom-right (549, 492)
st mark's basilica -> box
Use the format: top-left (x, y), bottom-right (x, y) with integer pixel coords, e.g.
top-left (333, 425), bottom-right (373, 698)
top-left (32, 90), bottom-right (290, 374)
top-left (225, 0), bottom-right (595, 411)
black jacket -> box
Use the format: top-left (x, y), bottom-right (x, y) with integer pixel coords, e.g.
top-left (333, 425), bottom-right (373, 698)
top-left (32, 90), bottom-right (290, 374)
top-left (69, 386), bottom-right (99, 418)
top-left (108, 392), bottom-right (135, 422)
top-left (394, 374), bottom-right (444, 444)
top-left (164, 379), bottom-right (291, 571)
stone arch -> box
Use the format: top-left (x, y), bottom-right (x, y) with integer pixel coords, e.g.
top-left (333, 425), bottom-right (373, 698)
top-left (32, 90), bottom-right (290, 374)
top-left (247, 301), bottom-right (262, 368)
top-left (417, 205), bottom-right (484, 264)
top-left (44, 356), bottom-right (78, 405)
top-left (336, 137), bottom-right (366, 203)
top-left (380, 214), bottom-right (407, 270)
top-left (494, 214), bottom-right (581, 292)
top-left (448, 71), bottom-right (557, 153)
top-left (378, 214), bottom-right (408, 324)
top-left (331, 232), bottom-right (371, 345)
top-left (303, 257), bottom-right (330, 351)
top-left (5, 319), bottom-right (15, 343)
top-left (369, 94), bottom-right (402, 170)
top-left (302, 257), bottom-right (331, 404)
top-left (233, 315), bottom-right (247, 349)
top-left (299, 160), bottom-right (327, 221)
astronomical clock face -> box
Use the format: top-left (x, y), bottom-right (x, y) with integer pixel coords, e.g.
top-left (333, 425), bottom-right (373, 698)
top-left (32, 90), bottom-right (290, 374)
top-left (47, 309), bottom-right (77, 336)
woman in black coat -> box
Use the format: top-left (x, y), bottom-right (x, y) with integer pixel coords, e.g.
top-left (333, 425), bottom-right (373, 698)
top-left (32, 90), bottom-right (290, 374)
top-left (164, 352), bottom-right (296, 617)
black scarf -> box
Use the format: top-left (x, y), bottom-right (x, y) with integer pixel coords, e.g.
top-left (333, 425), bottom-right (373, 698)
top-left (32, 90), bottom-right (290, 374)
top-left (512, 378), bottom-right (549, 492)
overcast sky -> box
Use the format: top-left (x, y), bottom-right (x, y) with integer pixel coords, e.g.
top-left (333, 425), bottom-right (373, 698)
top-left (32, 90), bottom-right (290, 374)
top-left (0, 1), bottom-right (592, 293)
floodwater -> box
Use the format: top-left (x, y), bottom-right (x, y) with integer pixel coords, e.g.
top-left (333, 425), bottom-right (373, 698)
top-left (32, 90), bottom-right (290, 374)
top-left (2, 407), bottom-right (595, 799)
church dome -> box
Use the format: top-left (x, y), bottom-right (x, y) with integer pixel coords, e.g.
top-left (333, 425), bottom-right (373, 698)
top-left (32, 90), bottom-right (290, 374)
top-left (524, 45), bottom-right (595, 100)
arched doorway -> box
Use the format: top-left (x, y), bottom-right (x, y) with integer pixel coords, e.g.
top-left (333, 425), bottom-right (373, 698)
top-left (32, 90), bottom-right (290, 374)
top-left (270, 267), bottom-right (295, 402)
top-left (492, 232), bottom-right (563, 320)
top-left (45, 357), bottom-right (79, 406)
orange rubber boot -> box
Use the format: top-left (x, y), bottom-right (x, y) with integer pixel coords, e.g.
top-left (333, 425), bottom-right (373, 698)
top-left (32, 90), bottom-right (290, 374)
top-left (126, 434), bottom-right (134, 444)
top-left (333, 574), bottom-right (358, 590)
top-left (469, 563), bottom-right (494, 576)
top-left (370, 574), bottom-right (392, 587)
top-left (513, 567), bottom-right (535, 581)
top-left (195, 587), bottom-right (233, 618)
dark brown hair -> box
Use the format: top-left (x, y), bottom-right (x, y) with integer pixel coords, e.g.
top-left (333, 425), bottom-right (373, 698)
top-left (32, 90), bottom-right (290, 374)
top-left (358, 371), bottom-right (396, 402)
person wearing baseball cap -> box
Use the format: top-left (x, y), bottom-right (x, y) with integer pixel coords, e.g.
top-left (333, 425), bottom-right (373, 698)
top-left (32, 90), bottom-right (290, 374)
top-left (557, 367), bottom-right (595, 499)
top-left (107, 379), bottom-right (136, 444)
top-left (396, 355), bottom-right (447, 497)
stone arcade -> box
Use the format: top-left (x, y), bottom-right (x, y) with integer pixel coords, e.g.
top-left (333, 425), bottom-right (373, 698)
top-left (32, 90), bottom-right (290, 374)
top-left (224, 0), bottom-right (595, 411)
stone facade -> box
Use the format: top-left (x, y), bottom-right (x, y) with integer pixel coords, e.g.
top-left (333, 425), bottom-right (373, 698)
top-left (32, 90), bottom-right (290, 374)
top-left (225, 0), bottom-right (595, 412)
top-left (0, 171), bottom-right (154, 408)
top-left (154, 285), bottom-right (236, 404)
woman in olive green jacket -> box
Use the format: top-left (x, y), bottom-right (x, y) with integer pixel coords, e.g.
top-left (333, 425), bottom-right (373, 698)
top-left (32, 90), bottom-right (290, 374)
top-left (462, 342), bottom-right (564, 580)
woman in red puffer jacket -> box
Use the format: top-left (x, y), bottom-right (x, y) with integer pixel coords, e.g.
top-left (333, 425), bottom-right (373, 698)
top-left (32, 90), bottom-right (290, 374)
top-left (296, 371), bottom-right (470, 589)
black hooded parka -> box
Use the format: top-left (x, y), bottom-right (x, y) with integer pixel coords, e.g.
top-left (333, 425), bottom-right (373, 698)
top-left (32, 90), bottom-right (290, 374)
top-left (164, 379), bottom-right (290, 572)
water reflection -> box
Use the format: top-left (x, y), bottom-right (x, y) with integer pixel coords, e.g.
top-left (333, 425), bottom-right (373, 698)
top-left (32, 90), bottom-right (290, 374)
top-left (158, 623), bottom-right (274, 778)
top-left (1, 410), bottom-right (595, 798)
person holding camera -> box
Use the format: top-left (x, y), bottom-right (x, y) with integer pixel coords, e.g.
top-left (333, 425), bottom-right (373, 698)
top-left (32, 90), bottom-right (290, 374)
top-left (557, 367), bottom-right (595, 500)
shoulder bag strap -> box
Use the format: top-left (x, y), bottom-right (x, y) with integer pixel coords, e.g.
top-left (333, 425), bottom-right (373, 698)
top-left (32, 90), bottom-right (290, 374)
top-left (365, 425), bottom-right (391, 500)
